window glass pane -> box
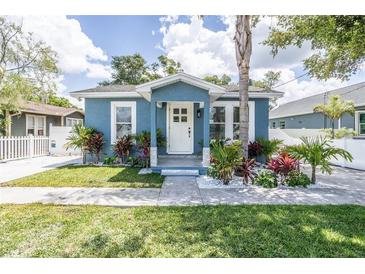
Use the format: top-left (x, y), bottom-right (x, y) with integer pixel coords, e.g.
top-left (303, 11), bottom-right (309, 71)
top-left (27, 129), bottom-right (34, 135)
top-left (279, 121), bottom-right (285, 129)
top-left (233, 124), bottom-right (240, 140)
top-left (210, 124), bottom-right (225, 140)
top-left (181, 116), bottom-right (187, 122)
top-left (116, 124), bottom-right (131, 138)
top-left (210, 107), bottom-right (225, 123)
top-left (173, 116), bottom-right (179, 122)
top-left (66, 119), bottom-right (72, 127)
top-left (181, 108), bottom-right (187, 114)
top-left (173, 108), bottom-right (179, 114)
top-left (27, 116), bottom-right (34, 128)
top-left (37, 129), bottom-right (44, 136)
top-left (37, 117), bottom-right (44, 127)
top-left (233, 107), bottom-right (240, 123)
top-left (360, 113), bottom-right (365, 123)
top-left (116, 107), bottom-right (131, 123)
top-left (360, 124), bottom-right (365, 135)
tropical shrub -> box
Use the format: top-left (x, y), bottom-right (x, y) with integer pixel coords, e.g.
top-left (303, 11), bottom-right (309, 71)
top-left (65, 124), bottom-right (96, 164)
top-left (209, 139), bottom-right (242, 184)
top-left (134, 128), bottom-right (166, 168)
top-left (267, 152), bottom-right (299, 182)
top-left (322, 127), bottom-right (357, 139)
top-left (288, 137), bottom-right (353, 184)
top-left (285, 170), bottom-right (311, 187)
top-left (256, 137), bottom-right (283, 159)
top-left (248, 141), bottom-right (262, 159)
top-left (86, 131), bottom-right (105, 163)
top-left (103, 156), bottom-right (117, 165)
top-left (254, 170), bottom-right (278, 188)
top-left (113, 135), bottom-right (133, 163)
top-left (235, 158), bottom-right (257, 184)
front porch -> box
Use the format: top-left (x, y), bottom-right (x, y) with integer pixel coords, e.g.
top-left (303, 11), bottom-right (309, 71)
top-left (151, 155), bottom-right (207, 175)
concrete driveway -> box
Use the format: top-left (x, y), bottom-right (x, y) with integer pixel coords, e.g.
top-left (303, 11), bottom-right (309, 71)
top-left (0, 156), bottom-right (81, 184)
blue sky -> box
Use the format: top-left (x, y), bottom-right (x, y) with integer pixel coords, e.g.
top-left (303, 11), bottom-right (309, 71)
top-left (16, 15), bottom-right (365, 106)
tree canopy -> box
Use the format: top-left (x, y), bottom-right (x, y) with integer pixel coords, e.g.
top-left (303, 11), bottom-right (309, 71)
top-left (203, 74), bottom-right (232, 85)
top-left (99, 54), bottom-right (183, 86)
top-left (252, 70), bottom-right (281, 90)
top-left (0, 16), bottom-right (59, 135)
top-left (264, 16), bottom-right (365, 81)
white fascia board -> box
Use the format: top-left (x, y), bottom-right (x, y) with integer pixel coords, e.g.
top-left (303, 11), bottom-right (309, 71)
top-left (70, 92), bottom-right (142, 99)
top-left (222, 92), bottom-right (283, 99)
top-left (136, 72), bottom-right (226, 93)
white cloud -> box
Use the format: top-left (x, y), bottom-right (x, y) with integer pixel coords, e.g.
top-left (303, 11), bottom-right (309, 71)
top-left (159, 16), bottom-right (355, 105)
top-left (9, 16), bottom-right (110, 79)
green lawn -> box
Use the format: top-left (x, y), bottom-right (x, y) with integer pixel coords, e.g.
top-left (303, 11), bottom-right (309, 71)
top-left (1, 165), bottom-right (164, 188)
top-left (0, 204), bottom-right (364, 257)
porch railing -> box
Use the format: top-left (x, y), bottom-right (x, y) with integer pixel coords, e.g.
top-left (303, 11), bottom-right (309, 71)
top-left (0, 136), bottom-right (49, 162)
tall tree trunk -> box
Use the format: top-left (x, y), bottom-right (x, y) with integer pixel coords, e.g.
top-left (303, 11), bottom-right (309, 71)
top-left (311, 165), bottom-right (316, 184)
top-left (235, 15), bottom-right (252, 158)
top-left (4, 109), bottom-right (11, 136)
top-left (331, 119), bottom-right (335, 139)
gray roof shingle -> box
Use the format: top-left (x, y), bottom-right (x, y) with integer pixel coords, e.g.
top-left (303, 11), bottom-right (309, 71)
top-left (270, 82), bottom-right (365, 119)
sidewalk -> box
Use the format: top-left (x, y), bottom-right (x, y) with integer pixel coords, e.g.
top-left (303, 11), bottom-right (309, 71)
top-left (1, 175), bottom-right (364, 206)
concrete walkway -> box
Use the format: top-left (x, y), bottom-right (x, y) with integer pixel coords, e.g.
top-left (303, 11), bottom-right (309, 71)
top-left (0, 156), bottom-right (81, 183)
top-left (1, 166), bottom-right (365, 206)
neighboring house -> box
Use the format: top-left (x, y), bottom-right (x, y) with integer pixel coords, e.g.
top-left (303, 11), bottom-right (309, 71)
top-left (269, 82), bottom-right (365, 136)
top-left (71, 73), bottom-right (282, 173)
top-left (10, 101), bottom-right (84, 136)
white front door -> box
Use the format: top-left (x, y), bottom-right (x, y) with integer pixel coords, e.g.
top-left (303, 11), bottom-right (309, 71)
top-left (168, 102), bottom-right (193, 154)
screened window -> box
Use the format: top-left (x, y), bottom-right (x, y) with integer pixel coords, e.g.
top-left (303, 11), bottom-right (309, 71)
top-left (111, 102), bottom-right (136, 143)
top-left (26, 115), bottom-right (46, 136)
top-left (233, 106), bottom-right (240, 140)
top-left (279, 120), bottom-right (286, 129)
top-left (210, 106), bottom-right (225, 140)
top-left (359, 113), bottom-right (365, 135)
top-left (66, 118), bottom-right (83, 127)
top-left (116, 107), bottom-right (132, 138)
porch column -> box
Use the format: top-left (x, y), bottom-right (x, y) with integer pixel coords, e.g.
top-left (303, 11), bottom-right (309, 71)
top-left (150, 101), bottom-right (157, 167)
top-left (202, 101), bottom-right (210, 167)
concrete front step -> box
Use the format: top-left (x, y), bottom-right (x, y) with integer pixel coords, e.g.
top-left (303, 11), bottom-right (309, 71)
top-left (161, 169), bottom-right (200, 176)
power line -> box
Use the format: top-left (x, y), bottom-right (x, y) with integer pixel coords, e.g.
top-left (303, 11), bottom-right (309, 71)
top-left (273, 72), bottom-right (309, 89)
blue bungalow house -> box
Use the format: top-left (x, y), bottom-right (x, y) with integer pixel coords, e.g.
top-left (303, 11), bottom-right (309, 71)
top-left (71, 73), bottom-right (282, 174)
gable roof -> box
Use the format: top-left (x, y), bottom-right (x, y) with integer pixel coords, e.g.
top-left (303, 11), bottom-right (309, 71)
top-left (70, 72), bottom-right (284, 100)
top-left (20, 101), bottom-right (84, 117)
top-left (270, 82), bottom-right (365, 119)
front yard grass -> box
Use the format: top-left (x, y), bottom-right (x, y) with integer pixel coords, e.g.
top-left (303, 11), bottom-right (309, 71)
top-left (0, 204), bottom-right (364, 257)
top-left (1, 165), bottom-right (164, 188)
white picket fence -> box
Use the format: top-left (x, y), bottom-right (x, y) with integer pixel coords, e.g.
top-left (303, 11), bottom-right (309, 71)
top-left (0, 136), bottom-right (50, 162)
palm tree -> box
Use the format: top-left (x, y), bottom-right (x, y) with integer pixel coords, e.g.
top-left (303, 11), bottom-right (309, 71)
top-left (235, 15), bottom-right (252, 158)
top-left (314, 95), bottom-right (355, 139)
top-left (65, 124), bottom-right (95, 164)
top-left (288, 136), bottom-right (353, 184)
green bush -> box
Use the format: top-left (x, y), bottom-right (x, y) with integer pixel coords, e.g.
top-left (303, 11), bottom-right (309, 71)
top-left (254, 170), bottom-right (278, 188)
top-left (256, 137), bottom-right (283, 159)
top-left (209, 139), bottom-right (242, 184)
top-left (285, 170), bottom-right (311, 187)
top-left (103, 156), bottom-right (117, 165)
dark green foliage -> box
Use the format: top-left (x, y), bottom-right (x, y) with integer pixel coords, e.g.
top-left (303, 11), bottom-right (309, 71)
top-left (209, 140), bottom-right (242, 184)
top-left (256, 137), bottom-right (283, 159)
top-left (254, 170), bottom-right (278, 188)
top-left (286, 170), bottom-right (312, 187)
top-left (103, 156), bottom-right (118, 165)
top-left (264, 16), bottom-right (365, 81)
top-left (203, 74), bottom-right (232, 85)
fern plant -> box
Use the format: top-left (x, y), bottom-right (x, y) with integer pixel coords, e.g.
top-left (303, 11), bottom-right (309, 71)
top-left (65, 124), bottom-right (95, 164)
top-left (288, 137), bottom-right (353, 184)
top-left (256, 137), bottom-right (283, 159)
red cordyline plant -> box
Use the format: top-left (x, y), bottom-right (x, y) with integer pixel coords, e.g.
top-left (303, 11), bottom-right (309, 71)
top-left (248, 141), bottom-right (263, 159)
top-left (86, 132), bottom-right (105, 163)
top-left (113, 135), bottom-right (133, 163)
top-left (235, 158), bottom-right (257, 184)
top-left (267, 152), bottom-right (299, 182)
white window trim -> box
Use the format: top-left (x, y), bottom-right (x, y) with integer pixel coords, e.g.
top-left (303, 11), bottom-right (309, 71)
top-left (66, 117), bottom-right (83, 127)
top-left (110, 101), bottom-right (136, 144)
top-left (25, 114), bottom-right (46, 136)
top-left (211, 101), bottom-right (255, 141)
top-left (355, 111), bottom-right (365, 136)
